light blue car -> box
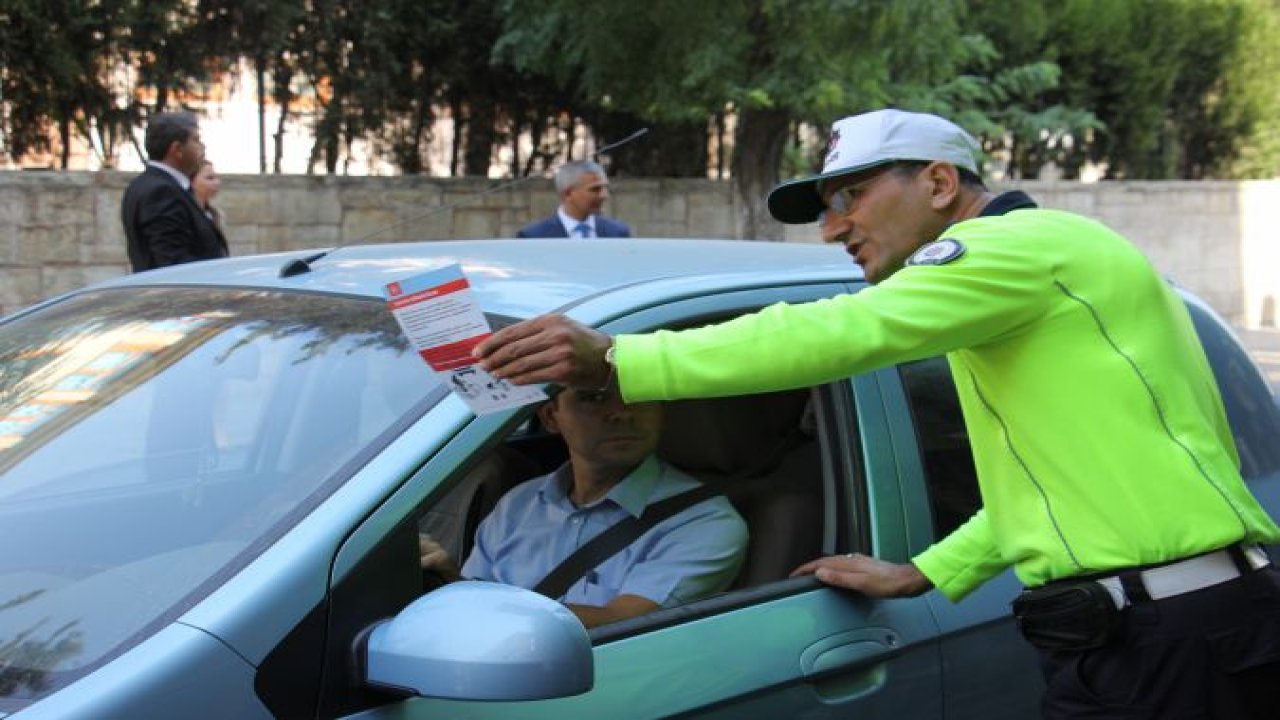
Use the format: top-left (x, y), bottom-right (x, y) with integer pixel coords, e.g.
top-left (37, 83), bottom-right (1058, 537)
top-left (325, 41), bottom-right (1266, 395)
top-left (1, 239), bottom-right (1277, 719)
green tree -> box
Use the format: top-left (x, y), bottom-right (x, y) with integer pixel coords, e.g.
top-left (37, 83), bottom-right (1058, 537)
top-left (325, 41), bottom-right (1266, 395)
top-left (1168, 0), bottom-right (1280, 178)
top-left (0, 0), bottom-right (131, 168)
top-left (496, 0), bottom-right (1046, 238)
top-left (6, 0), bottom-right (1273, 182)
top-left (192, 0), bottom-right (307, 173)
top-left (365, 0), bottom-right (453, 174)
top-left (972, 0), bottom-right (1280, 180)
top-left (118, 0), bottom-right (206, 115)
top-left (1052, 0), bottom-right (1195, 178)
top-left (294, 0), bottom-right (362, 174)
top-left (1, 0), bottom-right (232, 168)
top-left (1225, 0), bottom-right (1280, 178)
top-left (922, 25), bottom-right (1102, 180)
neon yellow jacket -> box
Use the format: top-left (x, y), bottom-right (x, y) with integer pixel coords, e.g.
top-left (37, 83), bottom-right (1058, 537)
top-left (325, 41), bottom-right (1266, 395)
top-left (615, 200), bottom-right (1280, 600)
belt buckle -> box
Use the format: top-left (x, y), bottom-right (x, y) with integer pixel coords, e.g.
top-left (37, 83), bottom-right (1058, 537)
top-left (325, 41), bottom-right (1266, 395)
top-left (1240, 543), bottom-right (1271, 570)
top-left (1095, 578), bottom-right (1129, 609)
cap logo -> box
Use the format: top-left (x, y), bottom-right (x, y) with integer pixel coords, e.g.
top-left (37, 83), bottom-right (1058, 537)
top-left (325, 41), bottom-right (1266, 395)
top-left (906, 238), bottom-right (966, 267)
top-left (823, 129), bottom-right (842, 168)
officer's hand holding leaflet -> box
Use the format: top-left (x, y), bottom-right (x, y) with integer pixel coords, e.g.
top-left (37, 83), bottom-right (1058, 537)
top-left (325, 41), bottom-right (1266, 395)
top-left (475, 313), bottom-right (613, 389)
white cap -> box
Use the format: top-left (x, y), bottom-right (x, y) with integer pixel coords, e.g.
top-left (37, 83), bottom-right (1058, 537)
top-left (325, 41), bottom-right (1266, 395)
top-left (767, 109), bottom-right (982, 224)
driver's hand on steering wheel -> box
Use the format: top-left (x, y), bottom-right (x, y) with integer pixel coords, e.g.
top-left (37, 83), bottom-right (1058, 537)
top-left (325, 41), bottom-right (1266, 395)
top-left (418, 533), bottom-right (462, 582)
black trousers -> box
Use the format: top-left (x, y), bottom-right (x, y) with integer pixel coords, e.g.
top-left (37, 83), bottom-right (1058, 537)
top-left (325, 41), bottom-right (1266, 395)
top-left (1038, 566), bottom-right (1280, 719)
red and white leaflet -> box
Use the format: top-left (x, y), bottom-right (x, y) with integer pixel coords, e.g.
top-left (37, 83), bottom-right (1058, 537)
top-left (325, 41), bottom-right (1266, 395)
top-left (384, 264), bottom-right (546, 414)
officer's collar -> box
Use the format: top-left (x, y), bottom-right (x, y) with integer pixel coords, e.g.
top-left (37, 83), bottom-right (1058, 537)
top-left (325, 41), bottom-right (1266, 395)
top-left (979, 190), bottom-right (1038, 217)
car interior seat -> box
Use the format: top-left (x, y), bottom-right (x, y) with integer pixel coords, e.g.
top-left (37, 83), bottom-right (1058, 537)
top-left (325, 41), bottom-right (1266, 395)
top-left (656, 389), bottom-right (824, 588)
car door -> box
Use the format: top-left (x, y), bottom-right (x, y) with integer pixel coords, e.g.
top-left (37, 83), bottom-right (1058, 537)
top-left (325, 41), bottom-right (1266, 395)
top-left (870, 355), bottom-right (1044, 718)
top-left (326, 282), bottom-right (946, 719)
top-left (864, 293), bottom-right (1280, 719)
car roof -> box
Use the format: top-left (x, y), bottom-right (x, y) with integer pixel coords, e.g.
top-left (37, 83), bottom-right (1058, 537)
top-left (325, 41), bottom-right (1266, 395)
top-left (88, 239), bottom-right (861, 319)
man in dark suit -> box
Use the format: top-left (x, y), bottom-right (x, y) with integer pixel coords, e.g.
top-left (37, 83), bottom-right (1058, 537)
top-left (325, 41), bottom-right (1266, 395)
top-left (121, 111), bottom-right (228, 272)
top-left (517, 160), bottom-right (632, 238)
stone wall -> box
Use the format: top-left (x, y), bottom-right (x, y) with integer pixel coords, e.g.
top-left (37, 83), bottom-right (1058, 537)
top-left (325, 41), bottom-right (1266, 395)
top-left (1, 171), bottom-right (1276, 327)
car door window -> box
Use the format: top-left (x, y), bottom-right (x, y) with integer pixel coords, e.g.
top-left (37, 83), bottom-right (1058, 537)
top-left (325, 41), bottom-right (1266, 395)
top-left (338, 376), bottom-right (943, 719)
top-left (409, 297), bottom-right (852, 620)
top-left (897, 356), bottom-right (981, 538)
top-left (893, 355), bottom-right (1045, 720)
top-left (419, 384), bottom-right (826, 600)
top-left (313, 286), bottom-right (954, 719)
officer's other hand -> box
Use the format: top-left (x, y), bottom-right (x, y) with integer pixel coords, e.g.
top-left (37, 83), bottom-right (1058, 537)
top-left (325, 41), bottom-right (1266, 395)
top-left (790, 553), bottom-right (933, 598)
top-left (473, 314), bottom-right (612, 388)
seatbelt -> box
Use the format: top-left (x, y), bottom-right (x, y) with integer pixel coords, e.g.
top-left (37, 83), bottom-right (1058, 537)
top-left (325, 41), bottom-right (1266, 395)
top-left (531, 425), bottom-right (811, 600)
top-left (531, 479), bottom-right (730, 599)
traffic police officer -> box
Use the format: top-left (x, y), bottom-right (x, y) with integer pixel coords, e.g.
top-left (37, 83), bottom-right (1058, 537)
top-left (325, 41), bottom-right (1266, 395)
top-left (475, 109), bottom-right (1280, 718)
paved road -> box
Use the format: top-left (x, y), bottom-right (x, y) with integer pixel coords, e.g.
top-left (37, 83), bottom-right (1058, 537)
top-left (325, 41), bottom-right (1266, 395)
top-left (1237, 327), bottom-right (1280, 397)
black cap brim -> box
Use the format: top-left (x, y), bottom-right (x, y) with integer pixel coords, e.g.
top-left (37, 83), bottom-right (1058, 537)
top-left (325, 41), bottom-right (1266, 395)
top-left (767, 177), bottom-right (825, 224)
top-left (765, 161), bottom-right (894, 225)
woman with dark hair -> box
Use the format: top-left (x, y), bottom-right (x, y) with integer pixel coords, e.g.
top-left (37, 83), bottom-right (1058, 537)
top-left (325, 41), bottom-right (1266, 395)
top-left (191, 160), bottom-right (224, 231)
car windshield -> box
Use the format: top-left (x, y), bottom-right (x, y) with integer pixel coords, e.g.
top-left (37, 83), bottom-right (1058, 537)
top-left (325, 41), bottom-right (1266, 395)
top-left (0, 287), bottom-right (442, 703)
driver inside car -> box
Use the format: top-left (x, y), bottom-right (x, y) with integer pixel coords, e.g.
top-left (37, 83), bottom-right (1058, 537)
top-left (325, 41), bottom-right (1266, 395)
top-left (419, 384), bottom-right (748, 628)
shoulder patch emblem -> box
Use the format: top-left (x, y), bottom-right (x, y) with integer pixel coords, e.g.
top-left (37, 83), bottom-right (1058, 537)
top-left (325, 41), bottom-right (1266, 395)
top-left (906, 238), bottom-right (966, 267)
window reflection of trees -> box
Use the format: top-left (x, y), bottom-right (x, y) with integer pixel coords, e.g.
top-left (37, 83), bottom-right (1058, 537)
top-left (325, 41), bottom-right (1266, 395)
top-left (0, 287), bottom-right (424, 703)
top-left (0, 288), bottom-right (414, 471)
top-left (0, 590), bottom-right (82, 699)
top-left (0, 288), bottom-right (412, 406)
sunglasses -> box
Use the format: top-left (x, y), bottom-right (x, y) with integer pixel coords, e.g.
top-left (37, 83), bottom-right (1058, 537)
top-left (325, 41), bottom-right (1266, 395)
top-left (822, 167), bottom-right (897, 216)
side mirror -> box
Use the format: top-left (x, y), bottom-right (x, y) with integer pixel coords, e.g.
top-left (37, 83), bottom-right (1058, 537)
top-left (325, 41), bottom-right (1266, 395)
top-left (359, 581), bottom-right (593, 701)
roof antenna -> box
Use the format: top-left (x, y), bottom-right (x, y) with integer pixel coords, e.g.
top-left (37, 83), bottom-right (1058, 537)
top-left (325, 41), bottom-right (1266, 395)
top-left (277, 128), bottom-right (652, 278)
top-left (593, 128), bottom-right (649, 160)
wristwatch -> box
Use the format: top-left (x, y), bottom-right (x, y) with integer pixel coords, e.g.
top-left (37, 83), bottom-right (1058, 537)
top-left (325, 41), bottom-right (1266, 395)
top-left (599, 341), bottom-right (617, 389)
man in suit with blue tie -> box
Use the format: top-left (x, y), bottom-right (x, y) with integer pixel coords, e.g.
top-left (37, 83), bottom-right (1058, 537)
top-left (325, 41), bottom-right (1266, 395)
top-left (121, 111), bottom-right (229, 272)
top-left (517, 160), bottom-right (632, 238)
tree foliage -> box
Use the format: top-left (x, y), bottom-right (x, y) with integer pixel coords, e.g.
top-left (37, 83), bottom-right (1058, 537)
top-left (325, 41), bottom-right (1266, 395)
top-left (498, 0), bottom-right (973, 236)
top-left (967, 0), bottom-right (1280, 179)
top-left (0, 0), bottom-right (131, 167)
top-left (190, 0), bottom-right (308, 173)
top-left (1, 0), bottom-right (221, 168)
top-left (1, 0), bottom-right (1277, 193)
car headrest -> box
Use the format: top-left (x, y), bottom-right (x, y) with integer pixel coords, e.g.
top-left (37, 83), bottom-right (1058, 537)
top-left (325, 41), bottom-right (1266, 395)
top-left (657, 389), bottom-right (812, 478)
